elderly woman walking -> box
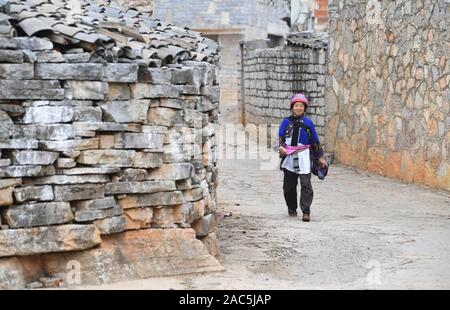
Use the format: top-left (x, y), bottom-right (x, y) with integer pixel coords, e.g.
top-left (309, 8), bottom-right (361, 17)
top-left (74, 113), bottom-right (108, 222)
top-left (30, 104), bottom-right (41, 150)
top-left (278, 93), bottom-right (327, 222)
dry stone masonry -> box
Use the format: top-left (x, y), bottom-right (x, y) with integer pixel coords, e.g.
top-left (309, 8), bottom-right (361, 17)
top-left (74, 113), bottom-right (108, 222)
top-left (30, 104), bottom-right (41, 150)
top-left (241, 32), bottom-right (328, 142)
top-left (325, 0), bottom-right (449, 190)
top-left (0, 0), bottom-right (222, 289)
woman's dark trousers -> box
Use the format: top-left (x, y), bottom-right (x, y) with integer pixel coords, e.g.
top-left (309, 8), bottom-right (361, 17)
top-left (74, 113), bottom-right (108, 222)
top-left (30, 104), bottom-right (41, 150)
top-left (283, 169), bottom-right (313, 215)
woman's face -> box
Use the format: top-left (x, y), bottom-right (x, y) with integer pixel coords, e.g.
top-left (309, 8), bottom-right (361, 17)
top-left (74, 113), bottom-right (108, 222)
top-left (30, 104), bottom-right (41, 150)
top-left (292, 101), bottom-right (305, 116)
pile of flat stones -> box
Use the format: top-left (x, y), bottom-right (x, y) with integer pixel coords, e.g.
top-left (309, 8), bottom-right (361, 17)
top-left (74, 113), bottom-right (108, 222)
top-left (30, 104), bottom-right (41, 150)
top-left (0, 0), bottom-right (222, 288)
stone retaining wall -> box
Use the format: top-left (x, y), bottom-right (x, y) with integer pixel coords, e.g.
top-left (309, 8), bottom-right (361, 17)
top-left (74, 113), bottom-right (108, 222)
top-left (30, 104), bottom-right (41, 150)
top-left (325, 0), bottom-right (449, 190)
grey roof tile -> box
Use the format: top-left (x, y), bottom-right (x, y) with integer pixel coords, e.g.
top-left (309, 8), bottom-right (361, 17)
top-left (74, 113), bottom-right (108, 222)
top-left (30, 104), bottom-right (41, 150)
top-left (0, 24), bottom-right (16, 37)
top-left (286, 31), bottom-right (328, 49)
top-left (18, 17), bottom-right (53, 35)
top-left (5, 0), bottom-right (219, 66)
top-left (0, 12), bottom-right (12, 22)
top-left (52, 23), bottom-right (84, 37)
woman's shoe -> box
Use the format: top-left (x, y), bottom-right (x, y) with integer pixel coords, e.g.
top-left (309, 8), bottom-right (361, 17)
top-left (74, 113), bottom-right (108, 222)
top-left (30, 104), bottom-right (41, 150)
top-left (302, 214), bottom-right (310, 222)
top-left (288, 210), bottom-right (298, 217)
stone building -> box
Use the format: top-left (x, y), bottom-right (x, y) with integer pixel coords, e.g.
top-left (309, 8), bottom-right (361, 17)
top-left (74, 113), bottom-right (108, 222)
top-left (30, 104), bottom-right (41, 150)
top-left (152, 0), bottom-right (290, 122)
top-left (0, 0), bottom-right (223, 288)
top-left (325, 0), bottom-right (449, 190)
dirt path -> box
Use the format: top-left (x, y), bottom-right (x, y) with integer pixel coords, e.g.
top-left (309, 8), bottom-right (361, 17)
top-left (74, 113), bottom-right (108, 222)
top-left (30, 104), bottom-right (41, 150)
top-left (79, 144), bottom-right (450, 290)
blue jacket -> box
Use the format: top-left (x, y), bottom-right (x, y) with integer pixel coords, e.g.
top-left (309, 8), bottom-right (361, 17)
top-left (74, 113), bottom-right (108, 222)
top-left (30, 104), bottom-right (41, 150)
top-left (278, 115), bottom-right (323, 160)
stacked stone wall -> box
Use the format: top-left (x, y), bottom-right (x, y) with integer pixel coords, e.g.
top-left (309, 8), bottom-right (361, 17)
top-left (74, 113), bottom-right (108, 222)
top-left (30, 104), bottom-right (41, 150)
top-left (242, 43), bottom-right (327, 142)
top-left (0, 36), bottom-right (222, 288)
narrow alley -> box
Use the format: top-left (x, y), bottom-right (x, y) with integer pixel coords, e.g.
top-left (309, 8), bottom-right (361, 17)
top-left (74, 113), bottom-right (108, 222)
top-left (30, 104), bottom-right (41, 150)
top-left (82, 140), bottom-right (450, 290)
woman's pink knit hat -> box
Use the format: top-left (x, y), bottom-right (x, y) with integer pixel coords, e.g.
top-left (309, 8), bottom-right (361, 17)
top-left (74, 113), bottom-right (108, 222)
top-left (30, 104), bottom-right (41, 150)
top-left (290, 93), bottom-right (309, 110)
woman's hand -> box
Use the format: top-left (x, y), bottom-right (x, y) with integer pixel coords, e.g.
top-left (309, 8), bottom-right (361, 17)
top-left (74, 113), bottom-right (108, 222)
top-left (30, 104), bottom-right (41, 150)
top-left (279, 147), bottom-right (287, 158)
top-left (319, 157), bottom-right (327, 167)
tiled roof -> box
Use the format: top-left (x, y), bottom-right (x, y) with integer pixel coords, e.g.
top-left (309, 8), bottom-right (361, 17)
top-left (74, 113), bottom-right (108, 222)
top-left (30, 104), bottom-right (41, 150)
top-left (0, 0), bottom-right (219, 66)
top-left (286, 31), bottom-right (328, 49)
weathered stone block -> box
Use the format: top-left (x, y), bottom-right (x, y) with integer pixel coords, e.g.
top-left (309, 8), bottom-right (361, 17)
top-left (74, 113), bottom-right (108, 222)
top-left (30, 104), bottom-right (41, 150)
top-left (56, 158), bottom-right (76, 168)
top-left (176, 179), bottom-right (192, 190)
top-left (118, 191), bottom-right (185, 208)
top-left (0, 178), bottom-right (22, 190)
top-left (103, 63), bottom-right (138, 82)
top-left (3, 202), bottom-right (74, 228)
top-left (11, 150), bottom-right (58, 165)
top-left (0, 110), bottom-right (13, 139)
top-left (0, 225), bottom-right (100, 257)
top-left (131, 83), bottom-right (180, 99)
top-left (0, 64), bottom-right (33, 79)
top-left (117, 169), bottom-right (148, 182)
top-left (148, 163), bottom-right (193, 181)
top-left (35, 63), bottom-right (104, 80)
top-left (98, 100), bottom-right (149, 123)
top-left (137, 67), bottom-right (172, 84)
top-left (23, 100), bottom-right (94, 107)
top-left (73, 122), bottom-right (140, 133)
top-left (0, 165), bottom-right (55, 178)
top-left (11, 37), bottom-right (53, 51)
top-left (183, 187), bottom-right (204, 202)
top-left (74, 204), bottom-right (122, 222)
top-left (180, 85), bottom-right (201, 95)
top-left (201, 86), bottom-right (220, 102)
top-left (41, 229), bottom-right (223, 285)
top-left (147, 107), bottom-right (183, 127)
top-left (98, 135), bottom-right (114, 149)
top-left (0, 80), bottom-right (63, 100)
top-left (40, 138), bottom-right (99, 152)
top-left (133, 152), bottom-right (163, 168)
top-left (152, 207), bottom-right (177, 228)
top-left (184, 109), bottom-right (204, 128)
top-left (22, 106), bottom-right (102, 123)
top-left (123, 207), bottom-right (153, 230)
top-left (22, 49), bottom-right (37, 63)
top-left (105, 181), bottom-right (176, 195)
top-left (72, 197), bottom-right (117, 211)
top-left (170, 68), bottom-right (194, 85)
top-left (0, 139), bottom-right (38, 149)
top-left (159, 98), bottom-right (184, 109)
top-left (64, 81), bottom-right (108, 100)
top-left (33, 174), bottom-right (110, 185)
top-left (0, 103), bottom-right (25, 116)
top-left (63, 52), bottom-right (90, 63)
top-left (192, 199), bottom-right (206, 221)
top-left (162, 146), bottom-right (193, 163)
top-left (200, 232), bottom-right (221, 257)
top-left (34, 51), bottom-right (66, 63)
top-left (13, 185), bottom-right (54, 203)
top-left (54, 184), bottom-right (105, 201)
top-left (59, 166), bottom-right (120, 175)
top-left (0, 38), bottom-right (17, 49)
top-left (192, 214), bottom-right (214, 237)
top-left (106, 82), bottom-right (131, 100)
top-left (14, 124), bottom-right (75, 141)
top-left (77, 150), bottom-right (135, 166)
top-left (119, 132), bottom-right (165, 149)
top-left (0, 187), bottom-right (14, 207)
top-left (0, 159), bottom-right (10, 167)
top-left (196, 97), bottom-right (218, 112)
top-left (94, 215), bottom-right (126, 235)
top-left (164, 126), bottom-right (193, 144)
top-left (0, 257), bottom-right (26, 289)
top-left (173, 203), bottom-right (192, 225)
